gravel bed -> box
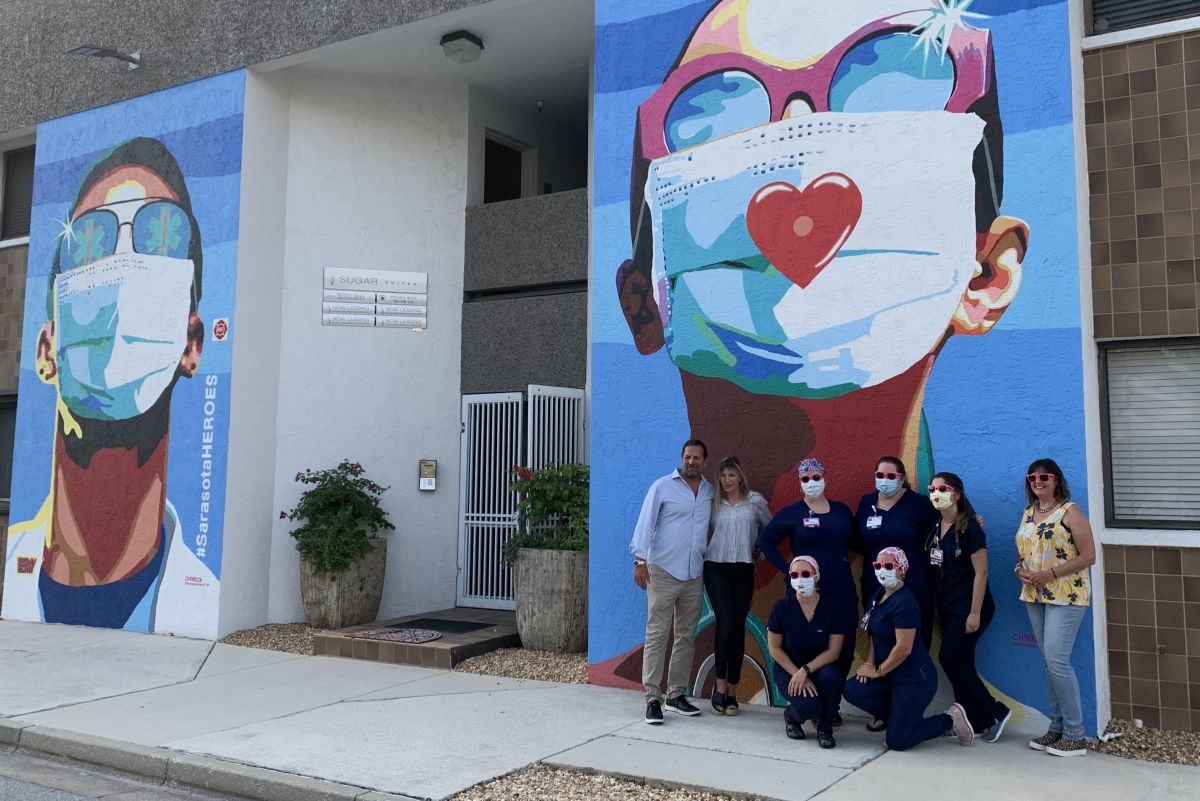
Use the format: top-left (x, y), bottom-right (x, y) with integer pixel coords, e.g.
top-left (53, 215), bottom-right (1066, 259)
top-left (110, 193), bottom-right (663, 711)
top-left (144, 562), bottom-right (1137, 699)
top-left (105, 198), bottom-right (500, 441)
top-left (451, 764), bottom-right (735, 801)
top-left (1095, 718), bottom-right (1200, 766)
top-left (454, 647), bottom-right (588, 683)
top-left (218, 623), bottom-right (316, 655)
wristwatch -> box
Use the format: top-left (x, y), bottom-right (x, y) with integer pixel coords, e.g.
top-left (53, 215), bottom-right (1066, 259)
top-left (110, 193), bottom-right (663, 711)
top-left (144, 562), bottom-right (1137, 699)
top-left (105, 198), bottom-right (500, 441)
top-left (634, 558), bottom-right (647, 567)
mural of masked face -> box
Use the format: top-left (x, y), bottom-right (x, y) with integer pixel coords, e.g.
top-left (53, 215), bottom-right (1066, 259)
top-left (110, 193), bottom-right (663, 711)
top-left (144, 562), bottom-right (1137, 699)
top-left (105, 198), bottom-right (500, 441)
top-left (621, 0), bottom-right (1027, 399)
top-left (37, 155), bottom-right (204, 422)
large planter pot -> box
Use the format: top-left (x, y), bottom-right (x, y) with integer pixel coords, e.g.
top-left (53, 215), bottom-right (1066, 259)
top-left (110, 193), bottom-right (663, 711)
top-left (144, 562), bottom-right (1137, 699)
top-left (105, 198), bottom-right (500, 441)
top-left (299, 538), bottom-right (387, 629)
top-left (513, 547), bottom-right (588, 653)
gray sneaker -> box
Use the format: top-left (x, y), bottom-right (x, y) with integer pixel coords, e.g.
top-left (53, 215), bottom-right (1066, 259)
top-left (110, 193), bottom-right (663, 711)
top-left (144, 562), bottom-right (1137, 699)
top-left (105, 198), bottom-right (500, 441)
top-left (983, 707), bottom-right (1013, 743)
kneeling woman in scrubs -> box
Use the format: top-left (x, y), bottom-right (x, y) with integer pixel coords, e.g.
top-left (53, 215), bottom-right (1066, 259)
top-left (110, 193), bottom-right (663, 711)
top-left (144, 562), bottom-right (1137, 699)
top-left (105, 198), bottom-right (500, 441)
top-left (766, 555), bottom-right (850, 749)
top-left (843, 547), bottom-right (975, 751)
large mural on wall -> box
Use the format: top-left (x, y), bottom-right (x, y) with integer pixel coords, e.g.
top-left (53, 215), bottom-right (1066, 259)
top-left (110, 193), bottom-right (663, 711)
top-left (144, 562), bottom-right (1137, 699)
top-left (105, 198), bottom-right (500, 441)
top-left (591, 0), bottom-right (1095, 732)
top-left (3, 71), bottom-right (245, 639)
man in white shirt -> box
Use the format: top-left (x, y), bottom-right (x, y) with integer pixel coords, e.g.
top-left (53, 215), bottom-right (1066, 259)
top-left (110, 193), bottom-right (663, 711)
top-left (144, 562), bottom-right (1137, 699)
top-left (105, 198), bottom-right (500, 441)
top-left (630, 439), bottom-right (715, 723)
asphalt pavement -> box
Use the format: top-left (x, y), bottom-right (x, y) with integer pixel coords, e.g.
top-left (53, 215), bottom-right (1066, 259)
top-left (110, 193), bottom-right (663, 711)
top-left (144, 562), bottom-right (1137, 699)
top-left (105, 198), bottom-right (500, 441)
top-left (0, 750), bottom-right (248, 801)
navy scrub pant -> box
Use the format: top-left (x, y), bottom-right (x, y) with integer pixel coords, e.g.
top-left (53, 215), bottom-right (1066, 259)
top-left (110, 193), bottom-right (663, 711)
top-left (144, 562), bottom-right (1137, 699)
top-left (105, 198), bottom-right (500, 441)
top-left (938, 598), bottom-right (1008, 732)
top-left (773, 663), bottom-right (844, 733)
top-left (843, 667), bottom-right (951, 751)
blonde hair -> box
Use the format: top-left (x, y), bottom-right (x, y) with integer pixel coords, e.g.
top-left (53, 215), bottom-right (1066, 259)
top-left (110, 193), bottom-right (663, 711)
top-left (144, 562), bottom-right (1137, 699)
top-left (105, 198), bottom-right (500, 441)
top-left (712, 456), bottom-right (750, 519)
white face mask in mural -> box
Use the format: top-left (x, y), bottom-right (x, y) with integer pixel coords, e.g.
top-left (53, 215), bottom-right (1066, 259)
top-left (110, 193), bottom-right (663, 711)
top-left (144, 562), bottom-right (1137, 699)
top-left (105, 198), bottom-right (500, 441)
top-left (54, 253), bottom-right (193, 421)
top-left (645, 110), bottom-right (985, 398)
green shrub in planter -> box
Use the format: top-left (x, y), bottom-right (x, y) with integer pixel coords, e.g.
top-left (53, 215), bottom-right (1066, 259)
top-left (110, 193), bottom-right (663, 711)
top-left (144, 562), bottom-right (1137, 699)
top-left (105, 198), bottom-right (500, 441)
top-left (280, 460), bottom-right (394, 573)
top-left (503, 463), bottom-right (588, 564)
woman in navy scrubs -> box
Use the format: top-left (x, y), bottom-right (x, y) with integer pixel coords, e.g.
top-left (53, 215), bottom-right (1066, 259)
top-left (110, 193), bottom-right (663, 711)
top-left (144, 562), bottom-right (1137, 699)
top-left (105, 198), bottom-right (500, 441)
top-left (758, 458), bottom-right (858, 686)
top-left (767, 555), bottom-right (850, 749)
top-left (855, 457), bottom-right (937, 648)
top-left (842, 547), bottom-right (975, 751)
top-left (926, 472), bottom-right (1012, 742)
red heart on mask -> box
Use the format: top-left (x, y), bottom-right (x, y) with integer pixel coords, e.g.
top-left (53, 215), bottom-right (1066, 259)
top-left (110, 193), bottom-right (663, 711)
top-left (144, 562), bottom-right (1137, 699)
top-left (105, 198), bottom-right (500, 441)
top-left (746, 173), bottom-right (863, 289)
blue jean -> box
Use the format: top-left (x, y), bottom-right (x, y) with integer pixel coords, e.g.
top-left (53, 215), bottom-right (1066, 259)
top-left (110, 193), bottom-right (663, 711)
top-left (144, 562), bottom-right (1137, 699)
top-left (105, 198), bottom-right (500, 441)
top-left (1024, 602), bottom-right (1087, 739)
top-left (843, 666), bottom-right (951, 751)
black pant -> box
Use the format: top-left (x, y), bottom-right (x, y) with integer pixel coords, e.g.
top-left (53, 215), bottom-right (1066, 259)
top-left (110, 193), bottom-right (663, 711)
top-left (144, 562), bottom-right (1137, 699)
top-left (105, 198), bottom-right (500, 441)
top-left (938, 597), bottom-right (1008, 732)
top-left (843, 665), bottom-right (949, 751)
top-left (703, 561), bottom-right (755, 684)
top-left (774, 663), bottom-right (844, 733)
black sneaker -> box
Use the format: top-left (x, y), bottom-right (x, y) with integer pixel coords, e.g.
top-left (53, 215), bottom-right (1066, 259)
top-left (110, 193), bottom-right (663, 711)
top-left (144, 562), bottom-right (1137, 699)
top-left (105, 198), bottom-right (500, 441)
top-left (786, 717), bottom-right (806, 740)
top-left (817, 730), bottom-right (836, 749)
top-left (665, 696), bottom-right (702, 716)
top-left (645, 700), bottom-right (664, 725)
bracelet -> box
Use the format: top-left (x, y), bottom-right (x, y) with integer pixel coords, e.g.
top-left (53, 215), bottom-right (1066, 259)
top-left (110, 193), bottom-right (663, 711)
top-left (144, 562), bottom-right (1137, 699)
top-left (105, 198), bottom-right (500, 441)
top-left (1050, 566), bottom-right (1058, 578)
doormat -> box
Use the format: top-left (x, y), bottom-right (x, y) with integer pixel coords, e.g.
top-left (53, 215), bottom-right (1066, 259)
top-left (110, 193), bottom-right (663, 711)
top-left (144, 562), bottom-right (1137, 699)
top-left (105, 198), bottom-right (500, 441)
top-left (392, 618), bottom-right (493, 635)
top-left (350, 627), bottom-right (442, 643)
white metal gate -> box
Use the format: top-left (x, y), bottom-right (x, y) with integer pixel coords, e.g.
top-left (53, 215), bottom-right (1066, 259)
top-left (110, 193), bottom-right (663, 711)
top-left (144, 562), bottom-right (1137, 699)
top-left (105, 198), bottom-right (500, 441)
top-left (456, 386), bottom-right (586, 609)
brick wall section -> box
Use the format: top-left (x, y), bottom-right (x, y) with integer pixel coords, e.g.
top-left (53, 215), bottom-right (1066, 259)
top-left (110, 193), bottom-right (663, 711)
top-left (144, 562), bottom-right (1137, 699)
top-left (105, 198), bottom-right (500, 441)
top-left (1084, 34), bottom-right (1200, 338)
top-left (0, 243), bottom-right (28, 393)
top-left (1104, 545), bottom-right (1200, 732)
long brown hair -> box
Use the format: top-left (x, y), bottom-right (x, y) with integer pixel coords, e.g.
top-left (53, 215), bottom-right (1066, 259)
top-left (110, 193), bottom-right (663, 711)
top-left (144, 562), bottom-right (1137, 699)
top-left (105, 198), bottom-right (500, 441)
top-left (712, 456), bottom-right (750, 519)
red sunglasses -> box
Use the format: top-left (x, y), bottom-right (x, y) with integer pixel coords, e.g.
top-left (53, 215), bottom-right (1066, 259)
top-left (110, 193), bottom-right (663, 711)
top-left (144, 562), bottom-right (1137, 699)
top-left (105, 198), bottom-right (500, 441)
top-left (1027, 473), bottom-right (1055, 483)
top-left (872, 562), bottom-right (898, 571)
top-left (875, 472), bottom-right (902, 480)
top-left (799, 474), bottom-right (824, 483)
top-left (789, 570), bottom-right (816, 579)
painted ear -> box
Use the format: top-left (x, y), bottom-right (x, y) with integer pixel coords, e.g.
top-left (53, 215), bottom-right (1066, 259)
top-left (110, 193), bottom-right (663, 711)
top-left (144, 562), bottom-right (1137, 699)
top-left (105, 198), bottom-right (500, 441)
top-left (36, 322), bottom-right (57, 383)
top-left (616, 258), bottom-right (664, 355)
top-left (179, 311), bottom-right (204, 378)
top-left (952, 216), bottom-right (1029, 336)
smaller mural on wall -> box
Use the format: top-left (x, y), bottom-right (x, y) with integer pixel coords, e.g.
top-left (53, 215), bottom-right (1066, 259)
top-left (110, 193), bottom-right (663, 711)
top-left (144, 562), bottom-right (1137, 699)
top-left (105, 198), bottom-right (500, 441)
top-left (3, 72), bottom-right (245, 638)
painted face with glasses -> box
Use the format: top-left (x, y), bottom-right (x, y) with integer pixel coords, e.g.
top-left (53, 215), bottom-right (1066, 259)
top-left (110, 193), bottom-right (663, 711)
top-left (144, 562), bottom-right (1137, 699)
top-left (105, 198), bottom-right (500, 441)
top-left (618, 0), bottom-right (1028, 398)
top-left (38, 166), bottom-right (202, 422)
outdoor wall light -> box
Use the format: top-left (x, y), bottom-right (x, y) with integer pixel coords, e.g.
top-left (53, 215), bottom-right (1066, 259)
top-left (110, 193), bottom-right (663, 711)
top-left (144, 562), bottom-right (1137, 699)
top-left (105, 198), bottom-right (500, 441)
top-left (439, 30), bottom-right (484, 65)
top-left (68, 45), bottom-right (141, 70)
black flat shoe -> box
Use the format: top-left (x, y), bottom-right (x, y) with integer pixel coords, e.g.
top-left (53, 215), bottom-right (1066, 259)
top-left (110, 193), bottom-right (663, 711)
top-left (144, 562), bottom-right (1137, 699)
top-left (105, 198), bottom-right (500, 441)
top-left (866, 719), bottom-right (887, 732)
top-left (724, 693), bottom-right (740, 716)
top-left (818, 730), bottom-right (836, 749)
top-left (786, 717), bottom-right (806, 740)
top-left (710, 690), bottom-right (726, 715)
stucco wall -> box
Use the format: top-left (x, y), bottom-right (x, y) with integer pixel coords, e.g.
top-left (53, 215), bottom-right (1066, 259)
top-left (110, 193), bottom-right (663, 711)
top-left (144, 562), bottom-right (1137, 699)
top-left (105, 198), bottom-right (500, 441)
top-left (267, 72), bottom-right (468, 622)
top-left (0, 0), bottom-right (491, 137)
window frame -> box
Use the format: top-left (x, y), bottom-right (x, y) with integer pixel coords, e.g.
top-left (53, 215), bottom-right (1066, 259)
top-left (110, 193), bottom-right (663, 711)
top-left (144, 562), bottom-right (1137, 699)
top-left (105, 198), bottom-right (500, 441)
top-left (1088, 0), bottom-right (1200, 36)
top-left (1099, 335), bottom-right (1200, 530)
top-left (0, 393), bottom-right (14, 515)
top-left (0, 143), bottom-right (35, 245)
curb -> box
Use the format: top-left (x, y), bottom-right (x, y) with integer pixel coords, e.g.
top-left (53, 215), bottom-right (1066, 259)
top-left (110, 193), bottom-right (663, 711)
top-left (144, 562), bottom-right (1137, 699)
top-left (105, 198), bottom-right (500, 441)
top-left (0, 718), bottom-right (419, 801)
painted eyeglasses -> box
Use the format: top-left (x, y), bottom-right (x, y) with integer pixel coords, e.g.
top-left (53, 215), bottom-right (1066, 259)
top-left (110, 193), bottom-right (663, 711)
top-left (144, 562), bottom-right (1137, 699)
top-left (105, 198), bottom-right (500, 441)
top-left (638, 19), bottom-right (992, 161)
top-left (59, 198), bottom-right (193, 270)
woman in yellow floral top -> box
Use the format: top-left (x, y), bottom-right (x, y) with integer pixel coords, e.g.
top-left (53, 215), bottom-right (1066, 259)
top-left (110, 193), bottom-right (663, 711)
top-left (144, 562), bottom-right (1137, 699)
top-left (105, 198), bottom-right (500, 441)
top-left (1014, 458), bottom-right (1095, 758)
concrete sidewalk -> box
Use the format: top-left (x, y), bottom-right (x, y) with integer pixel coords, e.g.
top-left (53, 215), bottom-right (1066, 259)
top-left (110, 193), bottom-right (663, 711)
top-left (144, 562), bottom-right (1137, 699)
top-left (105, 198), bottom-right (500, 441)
top-left (1, 621), bottom-right (1196, 801)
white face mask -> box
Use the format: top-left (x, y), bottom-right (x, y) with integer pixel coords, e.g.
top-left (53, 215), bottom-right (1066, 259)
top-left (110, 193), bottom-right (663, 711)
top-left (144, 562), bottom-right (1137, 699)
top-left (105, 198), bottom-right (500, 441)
top-left (801, 478), bottom-right (825, 498)
top-left (790, 576), bottom-right (816, 597)
top-left (874, 567), bottom-right (901, 590)
top-left (645, 111), bottom-right (985, 398)
top-left (55, 253), bottom-right (194, 421)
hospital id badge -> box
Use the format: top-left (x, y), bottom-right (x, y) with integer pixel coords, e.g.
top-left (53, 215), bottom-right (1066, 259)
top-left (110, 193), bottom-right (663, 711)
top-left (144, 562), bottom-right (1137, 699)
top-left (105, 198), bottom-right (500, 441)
top-left (866, 515), bottom-right (883, 529)
top-left (930, 547), bottom-right (944, 566)
top-left (803, 517), bottom-right (820, 528)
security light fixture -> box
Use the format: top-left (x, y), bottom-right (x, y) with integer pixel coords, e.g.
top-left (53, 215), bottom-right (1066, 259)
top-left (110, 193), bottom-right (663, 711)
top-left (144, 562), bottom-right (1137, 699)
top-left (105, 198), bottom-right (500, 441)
top-left (68, 44), bottom-right (141, 70)
top-left (440, 31), bottom-right (484, 65)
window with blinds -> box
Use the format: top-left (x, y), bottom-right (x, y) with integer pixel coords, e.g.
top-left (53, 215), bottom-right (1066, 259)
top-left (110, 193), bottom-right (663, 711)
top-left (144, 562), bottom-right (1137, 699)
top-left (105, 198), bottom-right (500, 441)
top-left (1103, 340), bottom-right (1200, 527)
top-left (0, 395), bottom-right (12, 513)
top-left (1, 146), bottom-right (35, 240)
top-left (1091, 0), bottom-right (1200, 34)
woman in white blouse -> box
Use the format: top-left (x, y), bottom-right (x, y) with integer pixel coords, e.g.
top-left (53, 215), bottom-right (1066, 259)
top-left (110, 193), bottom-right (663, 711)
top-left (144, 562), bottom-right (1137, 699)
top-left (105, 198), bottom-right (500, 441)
top-left (704, 456), bottom-right (771, 715)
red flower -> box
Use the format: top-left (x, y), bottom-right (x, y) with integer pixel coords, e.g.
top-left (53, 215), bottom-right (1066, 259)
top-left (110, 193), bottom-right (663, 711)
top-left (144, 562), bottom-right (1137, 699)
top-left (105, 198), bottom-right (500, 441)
top-left (279, 511), bottom-right (286, 519)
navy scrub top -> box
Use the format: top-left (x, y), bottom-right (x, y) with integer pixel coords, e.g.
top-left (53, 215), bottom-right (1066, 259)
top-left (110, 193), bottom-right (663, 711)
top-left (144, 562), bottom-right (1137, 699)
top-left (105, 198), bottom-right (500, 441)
top-left (768, 593), bottom-right (854, 668)
top-left (758, 500), bottom-right (858, 607)
top-left (930, 517), bottom-right (994, 618)
top-left (855, 489), bottom-right (938, 598)
top-left (864, 585), bottom-right (935, 684)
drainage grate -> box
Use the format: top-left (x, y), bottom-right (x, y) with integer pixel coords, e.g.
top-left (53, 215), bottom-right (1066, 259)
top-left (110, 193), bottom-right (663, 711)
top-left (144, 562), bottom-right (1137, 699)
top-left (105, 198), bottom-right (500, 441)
top-left (389, 618), bottom-right (492, 635)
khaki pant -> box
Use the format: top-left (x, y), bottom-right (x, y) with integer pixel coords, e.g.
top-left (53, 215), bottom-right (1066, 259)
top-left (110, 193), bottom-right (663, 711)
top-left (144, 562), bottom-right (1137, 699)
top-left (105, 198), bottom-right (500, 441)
top-left (642, 564), bottom-right (704, 702)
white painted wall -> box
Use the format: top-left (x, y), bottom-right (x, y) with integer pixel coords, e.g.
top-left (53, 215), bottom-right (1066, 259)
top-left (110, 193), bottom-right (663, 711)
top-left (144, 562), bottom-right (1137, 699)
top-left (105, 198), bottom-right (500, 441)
top-left (266, 71), bottom-right (467, 622)
top-left (466, 86), bottom-right (587, 206)
top-left (218, 70), bottom-right (292, 636)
